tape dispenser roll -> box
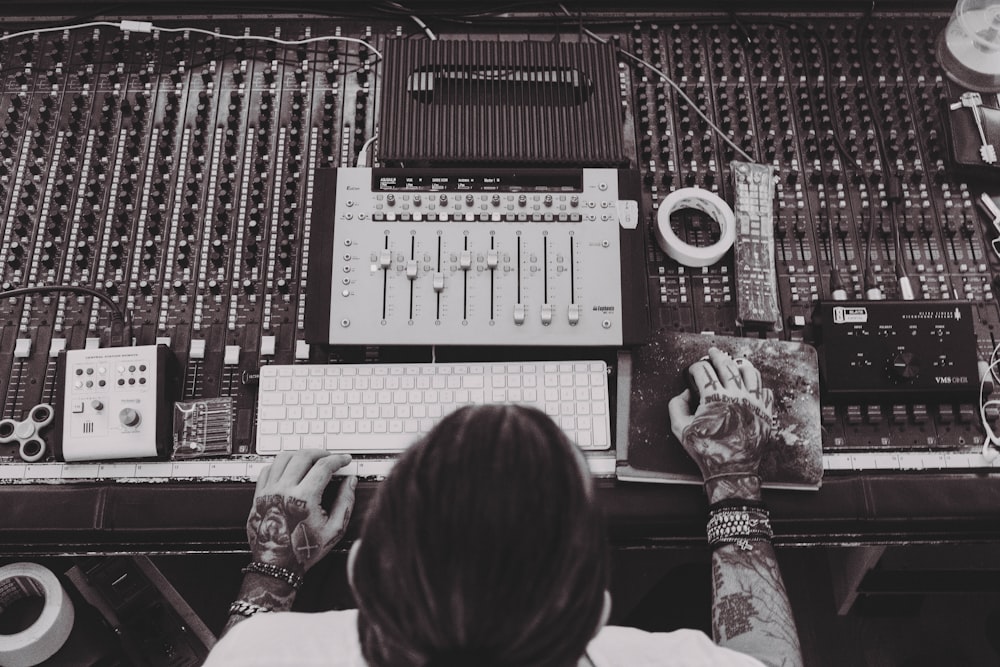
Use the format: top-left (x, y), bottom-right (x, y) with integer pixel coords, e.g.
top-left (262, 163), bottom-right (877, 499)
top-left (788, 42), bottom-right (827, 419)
top-left (0, 563), bottom-right (75, 667)
top-left (655, 187), bottom-right (736, 267)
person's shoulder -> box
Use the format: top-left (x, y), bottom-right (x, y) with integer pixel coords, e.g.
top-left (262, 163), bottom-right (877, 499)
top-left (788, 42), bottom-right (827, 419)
top-left (587, 625), bottom-right (766, 666)
top-left (203, 609), bottom-right (362, 667)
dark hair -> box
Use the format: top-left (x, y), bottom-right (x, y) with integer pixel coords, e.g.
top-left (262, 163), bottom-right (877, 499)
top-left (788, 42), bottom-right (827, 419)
top-left (351, 405), bottom-right (609, 667)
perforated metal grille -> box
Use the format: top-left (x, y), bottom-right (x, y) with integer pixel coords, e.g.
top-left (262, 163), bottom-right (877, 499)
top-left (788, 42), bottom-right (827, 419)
top-left (379, 40), bottom-right (627, 167)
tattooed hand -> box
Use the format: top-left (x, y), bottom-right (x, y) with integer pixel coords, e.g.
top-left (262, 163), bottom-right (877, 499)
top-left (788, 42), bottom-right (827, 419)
top-left (667, 348), bottom-right (774, 500)
top-left (247, 450), bottom-right (357, 575)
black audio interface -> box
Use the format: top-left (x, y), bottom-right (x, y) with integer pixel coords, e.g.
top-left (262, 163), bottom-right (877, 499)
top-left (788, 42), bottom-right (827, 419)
top-left (813, 301), bottom-right (980, 402)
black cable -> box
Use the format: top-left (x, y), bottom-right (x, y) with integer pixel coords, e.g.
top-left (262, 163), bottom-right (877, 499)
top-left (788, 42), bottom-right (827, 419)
top-left (856, 4), bottom-right (911, 297)
top-left (726, 16), bottom-right (850, 296)
top-left (0, 285), bottom-right (132, 346)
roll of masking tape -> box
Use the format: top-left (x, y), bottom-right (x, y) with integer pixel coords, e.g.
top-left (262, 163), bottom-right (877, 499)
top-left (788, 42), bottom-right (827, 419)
top-left (655, 187), bottom-right (736, 267)
top-left (0, 563), bottom-right (75, 667)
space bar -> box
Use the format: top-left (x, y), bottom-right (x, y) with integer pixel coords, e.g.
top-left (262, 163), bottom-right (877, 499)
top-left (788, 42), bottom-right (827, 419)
top-left (290, 432), bottom-right (418, 454)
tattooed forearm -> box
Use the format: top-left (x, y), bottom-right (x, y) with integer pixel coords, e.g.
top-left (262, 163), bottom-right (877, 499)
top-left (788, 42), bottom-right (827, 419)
top-left (221, 572), bottom-right (297, 635)
top-left (711, 543), bottom-right (803, 667)
top-left (681, 400), bottom-right (770, 476)
top-left (704, 474), bottom-right (762, 504)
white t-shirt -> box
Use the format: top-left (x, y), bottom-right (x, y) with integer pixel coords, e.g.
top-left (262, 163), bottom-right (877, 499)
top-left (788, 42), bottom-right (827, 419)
top-left (203, 609), bottom-right (765, 666)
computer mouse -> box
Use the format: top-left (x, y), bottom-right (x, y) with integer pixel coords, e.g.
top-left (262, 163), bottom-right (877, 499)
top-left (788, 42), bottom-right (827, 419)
top-left (321, 475), bottom-right (352, 513)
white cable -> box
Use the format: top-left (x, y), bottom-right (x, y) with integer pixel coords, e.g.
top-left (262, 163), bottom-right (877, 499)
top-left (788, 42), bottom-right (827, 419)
top-left (557, 3), bottom-right (608, 44)
top-left (618, 50), bottom-right (755, 164)
top-left (0, 19), bottom-right (382, 60)
top-left (152, 25), bottom-right (382, 59)
top-left (408, 15), bottom-right (437, 40)
top-left (0, 20), bottom-right (121, 44)
top-left (897, 276), bottom-right (914, 300)
top-left (356, 134), bottom-right (379, 168)
top-left (381, 0), bottom-right (436, 40)
top-left (978, 345), bottom-right (1000, 461)
top-left (552, 6), bottom-right (752, 163)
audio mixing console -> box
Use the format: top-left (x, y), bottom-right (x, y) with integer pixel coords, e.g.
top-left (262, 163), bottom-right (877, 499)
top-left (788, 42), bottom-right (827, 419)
top-left (0, 8), bottom-right (998, 481)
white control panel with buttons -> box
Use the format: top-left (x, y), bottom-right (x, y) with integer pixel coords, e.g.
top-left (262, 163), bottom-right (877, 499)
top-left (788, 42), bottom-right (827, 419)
top-left (55, 345), bottom-right (175, 462)
top-left (308, 168), bottom-right (644, 346)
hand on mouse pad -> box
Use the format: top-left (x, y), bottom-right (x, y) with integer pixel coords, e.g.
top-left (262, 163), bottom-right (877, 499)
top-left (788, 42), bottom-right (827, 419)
top-left (668, 347), bottom-right (774, 480)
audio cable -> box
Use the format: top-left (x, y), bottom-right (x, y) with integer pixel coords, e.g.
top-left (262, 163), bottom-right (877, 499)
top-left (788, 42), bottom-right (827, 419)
top-left (979, 342), bottom-right (1000, 462)
top-left (556, 4), bottom-right (755, 164)
top-left (0, 285), bottom-right (133, 348)
top-left (0, 19), bottom-right (382, 59)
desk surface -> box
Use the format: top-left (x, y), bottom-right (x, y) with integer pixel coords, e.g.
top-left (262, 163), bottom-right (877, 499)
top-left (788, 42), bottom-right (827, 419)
top-left (1, 474), bottom-right (998, 556)
top-left (0, 8), bottom-right (998, 556)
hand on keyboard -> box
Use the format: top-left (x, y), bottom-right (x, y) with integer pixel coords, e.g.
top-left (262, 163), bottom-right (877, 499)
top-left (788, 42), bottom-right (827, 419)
top-left (246, 451), bottom-right (357, 574)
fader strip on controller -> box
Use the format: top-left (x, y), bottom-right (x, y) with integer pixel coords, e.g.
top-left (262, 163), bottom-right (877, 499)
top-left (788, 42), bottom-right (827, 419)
top-left (306, 168), bottom-right (649, 346)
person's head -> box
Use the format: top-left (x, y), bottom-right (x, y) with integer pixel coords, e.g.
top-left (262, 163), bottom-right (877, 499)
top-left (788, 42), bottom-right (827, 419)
top-left (349, 404), bottom-right (610, 667)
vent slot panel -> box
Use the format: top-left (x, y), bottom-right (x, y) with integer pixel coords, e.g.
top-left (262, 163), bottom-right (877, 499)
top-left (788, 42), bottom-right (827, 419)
top-left (380, 40), bottom-right (627, 167)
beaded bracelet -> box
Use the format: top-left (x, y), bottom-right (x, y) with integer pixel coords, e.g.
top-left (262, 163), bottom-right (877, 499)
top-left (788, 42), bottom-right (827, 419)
top-left (228, 600), bottom-right (273, 617)
top-left (241, 561), bottom-right (305, 590)
top-left (707, 523), bottom-right (773, 542)
top-left (707, 506), bottom-right (771, 525)
top-left (708, 498), bottom-right (767, 513)
top-left (707, 507), bottom-right (773, 551)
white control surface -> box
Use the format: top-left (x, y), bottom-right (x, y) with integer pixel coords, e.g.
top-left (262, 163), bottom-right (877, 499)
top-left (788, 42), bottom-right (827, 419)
top-left (60, 346), bottom-right (165, 461)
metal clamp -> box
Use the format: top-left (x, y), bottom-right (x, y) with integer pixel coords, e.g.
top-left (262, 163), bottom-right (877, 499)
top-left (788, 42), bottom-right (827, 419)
top-left (0, 404), bottom-right (55, 463)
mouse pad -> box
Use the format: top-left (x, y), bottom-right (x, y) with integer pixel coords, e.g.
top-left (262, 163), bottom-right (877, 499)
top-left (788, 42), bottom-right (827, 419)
top-left (617, 331), bottom-right (823, 489)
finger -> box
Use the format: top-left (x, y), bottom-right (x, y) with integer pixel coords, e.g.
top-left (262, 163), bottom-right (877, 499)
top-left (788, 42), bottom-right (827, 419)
top-left (277, 449), bottom-right (333, 485)
top-left (762, 388), bottom-right (775, 413)
top-left (709, 348), bottom-right (743, 390)
top-left (255, 462), bottom-right (271, 493)
top-left (688, 359), bottom-right (722, 396)
top-left (264, 451), bottom-right (295, 482)
top-left (739, 362), bottom-right (762, 395)
top-left (298, 453), bottom-right (353, 498)
top-left (668, 390), bottom-right (694, 437)
top-left (322, 476), bottom-right (357, 545)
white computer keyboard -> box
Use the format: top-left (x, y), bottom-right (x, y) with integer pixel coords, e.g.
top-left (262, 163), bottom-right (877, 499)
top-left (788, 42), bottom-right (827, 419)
top-left (255, 361), bottom-right (611, 454)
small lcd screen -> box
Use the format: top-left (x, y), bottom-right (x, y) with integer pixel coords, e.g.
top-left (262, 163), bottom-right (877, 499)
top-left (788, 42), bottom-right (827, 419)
top-left (373, 169), bottom-right (583, 192)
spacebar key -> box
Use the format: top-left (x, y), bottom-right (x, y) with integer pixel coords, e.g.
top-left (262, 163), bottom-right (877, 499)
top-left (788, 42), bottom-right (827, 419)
top-left (324, 432), bottom-right (416, 454)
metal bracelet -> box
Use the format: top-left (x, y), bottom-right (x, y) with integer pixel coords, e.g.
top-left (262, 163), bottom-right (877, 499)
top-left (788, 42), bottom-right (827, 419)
top-left (228, 599), bottom-right (274, 617)
top-left (241, 561), bottom-right (305, 590)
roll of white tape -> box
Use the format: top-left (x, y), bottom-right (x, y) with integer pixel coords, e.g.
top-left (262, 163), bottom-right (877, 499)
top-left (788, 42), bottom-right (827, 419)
top-left (655, 187), bottom-right (736, 267)
top-left (0, 563), bottom-right (75, 667)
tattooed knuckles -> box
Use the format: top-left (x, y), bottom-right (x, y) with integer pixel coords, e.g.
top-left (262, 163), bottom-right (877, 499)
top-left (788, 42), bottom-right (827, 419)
top-left (701, 393), bottom-right (772, 428)
top-left (675, 352), bottom-right (774, 479)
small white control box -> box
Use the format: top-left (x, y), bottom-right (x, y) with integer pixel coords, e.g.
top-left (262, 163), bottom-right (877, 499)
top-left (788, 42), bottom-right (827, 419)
top-left (54, 345), bottom-right (177, 462)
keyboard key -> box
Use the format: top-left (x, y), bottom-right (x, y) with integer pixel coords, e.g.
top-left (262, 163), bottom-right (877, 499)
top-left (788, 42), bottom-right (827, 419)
top-left (258, 435), bottom-right (281, 453)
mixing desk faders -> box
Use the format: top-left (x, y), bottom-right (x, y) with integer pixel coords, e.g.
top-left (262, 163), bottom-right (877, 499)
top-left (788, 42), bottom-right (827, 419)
top-left (0, 8), bottom-right (996, 480)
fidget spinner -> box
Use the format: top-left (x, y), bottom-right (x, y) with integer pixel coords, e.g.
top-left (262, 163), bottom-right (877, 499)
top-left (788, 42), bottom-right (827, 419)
top-left (0, 404), bottom-right (55, 463)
